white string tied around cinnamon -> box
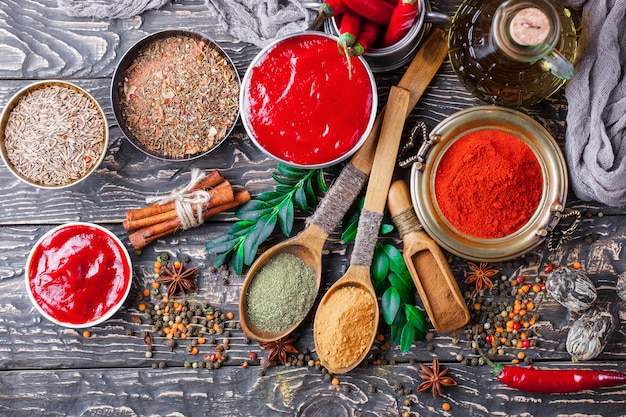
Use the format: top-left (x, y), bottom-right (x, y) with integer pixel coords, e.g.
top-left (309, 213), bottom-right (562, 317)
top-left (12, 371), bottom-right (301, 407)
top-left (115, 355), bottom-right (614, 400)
top-left (145, 168), bottom-right (212, 230)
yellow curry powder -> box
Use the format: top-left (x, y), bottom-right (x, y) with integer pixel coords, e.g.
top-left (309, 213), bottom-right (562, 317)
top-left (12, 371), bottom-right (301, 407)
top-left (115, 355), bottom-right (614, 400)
top-left (315, 285), bottom-right (376, 370)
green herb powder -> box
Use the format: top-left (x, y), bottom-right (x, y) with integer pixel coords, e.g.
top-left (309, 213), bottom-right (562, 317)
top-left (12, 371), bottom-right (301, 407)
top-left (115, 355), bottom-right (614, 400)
top-left (246, 252), bottom-right (317, 333)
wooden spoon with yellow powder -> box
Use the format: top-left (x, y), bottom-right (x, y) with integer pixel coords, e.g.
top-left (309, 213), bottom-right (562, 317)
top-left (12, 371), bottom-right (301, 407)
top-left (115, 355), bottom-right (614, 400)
top-left (313, 86), bottom-right (410, 374)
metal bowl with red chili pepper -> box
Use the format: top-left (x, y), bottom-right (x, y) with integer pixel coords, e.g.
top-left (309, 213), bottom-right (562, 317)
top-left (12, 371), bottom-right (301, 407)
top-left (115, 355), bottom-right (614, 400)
top-left (111, 30), bottom-right (240, 161)
top-left (322, 0), bottom-right (449, 72)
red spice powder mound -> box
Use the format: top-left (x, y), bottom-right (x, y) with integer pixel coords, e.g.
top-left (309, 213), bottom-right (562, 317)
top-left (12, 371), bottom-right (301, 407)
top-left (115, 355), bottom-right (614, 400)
top-left (434, 128), bottom-right (543, 239)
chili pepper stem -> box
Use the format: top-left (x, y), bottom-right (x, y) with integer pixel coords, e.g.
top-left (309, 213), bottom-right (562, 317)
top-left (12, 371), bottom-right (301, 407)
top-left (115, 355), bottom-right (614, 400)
top-left (473, 335), bottom-right (505, 377)
top-left (341, 44), bottom-right (353, 80)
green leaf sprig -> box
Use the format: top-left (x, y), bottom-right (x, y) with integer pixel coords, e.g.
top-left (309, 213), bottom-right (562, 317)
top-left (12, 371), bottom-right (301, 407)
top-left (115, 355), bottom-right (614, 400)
top-left (206, 164), bottom-right (330, 275)
top-left (342, 200), bottom-right (427, 352)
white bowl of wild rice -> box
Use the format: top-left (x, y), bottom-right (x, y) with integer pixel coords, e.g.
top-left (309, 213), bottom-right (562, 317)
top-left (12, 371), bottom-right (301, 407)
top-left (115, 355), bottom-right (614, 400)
top-left (111, 30), bottom-right (240, 161)
top-left (0, 81), bottom-right (108, 189)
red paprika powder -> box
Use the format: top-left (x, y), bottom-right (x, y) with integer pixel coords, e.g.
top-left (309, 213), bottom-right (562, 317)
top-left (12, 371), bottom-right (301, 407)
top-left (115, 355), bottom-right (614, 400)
top-left (434, 129), bottom-right (543, 239)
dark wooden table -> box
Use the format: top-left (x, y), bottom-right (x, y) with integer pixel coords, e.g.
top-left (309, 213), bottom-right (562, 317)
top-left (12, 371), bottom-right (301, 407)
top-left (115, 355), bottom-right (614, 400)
top-left (2, 1), bottom-right (625, 416)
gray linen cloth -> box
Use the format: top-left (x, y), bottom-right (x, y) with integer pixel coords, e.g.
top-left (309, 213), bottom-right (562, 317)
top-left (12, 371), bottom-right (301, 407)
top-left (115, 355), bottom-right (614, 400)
top-left (57, 0), bottom-right (313, 47)
top-left (563, 0), bottom-right (626, 207)
top-left (204, 0), bottom-right (312, 47)
top-left (58, 0), bottom-right (171, 19)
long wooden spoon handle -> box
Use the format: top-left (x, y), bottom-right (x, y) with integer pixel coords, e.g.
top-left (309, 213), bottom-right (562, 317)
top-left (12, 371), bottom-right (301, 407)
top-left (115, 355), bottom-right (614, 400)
top-left (351, 86), bottom-right (410, 266)
top-left (306, 28), bottom-right (449, 235)
top-left (363, 86), bottom-right (411, 214)
top-left (350, 27), bottom-right (449, 175)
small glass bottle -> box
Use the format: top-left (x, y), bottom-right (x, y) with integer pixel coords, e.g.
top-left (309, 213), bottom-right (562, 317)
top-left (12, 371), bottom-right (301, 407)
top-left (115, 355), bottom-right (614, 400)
top-left (448, 0), bottom-right (578, 107)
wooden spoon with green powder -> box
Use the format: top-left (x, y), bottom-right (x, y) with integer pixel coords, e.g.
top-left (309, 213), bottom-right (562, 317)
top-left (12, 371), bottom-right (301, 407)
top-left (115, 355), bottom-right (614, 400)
top-left (239, 29), bottom-right (450, 344)
top-left (313, 86), bottom-right (411, 374)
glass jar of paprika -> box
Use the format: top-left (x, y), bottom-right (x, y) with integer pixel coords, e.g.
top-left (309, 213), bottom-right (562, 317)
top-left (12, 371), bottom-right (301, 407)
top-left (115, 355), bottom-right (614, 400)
top-left (409, 106), bottom-right (571, 262)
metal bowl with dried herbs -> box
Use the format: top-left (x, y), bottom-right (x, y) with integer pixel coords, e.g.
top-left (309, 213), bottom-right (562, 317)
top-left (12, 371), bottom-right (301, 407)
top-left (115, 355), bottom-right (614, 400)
top-left (112, 30), bottom-right (240, 161)
top-left (0, 80), bottom-right (108, 189)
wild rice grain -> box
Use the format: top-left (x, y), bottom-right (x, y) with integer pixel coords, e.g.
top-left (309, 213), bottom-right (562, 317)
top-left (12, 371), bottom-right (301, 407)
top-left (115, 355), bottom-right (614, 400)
top-left (4, 85), bottom-right (105, 187)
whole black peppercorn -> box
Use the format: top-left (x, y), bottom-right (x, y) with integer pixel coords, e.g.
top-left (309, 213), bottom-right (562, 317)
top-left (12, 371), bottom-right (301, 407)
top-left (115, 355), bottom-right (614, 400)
top-left (167, 339), bottom-right (176, 351)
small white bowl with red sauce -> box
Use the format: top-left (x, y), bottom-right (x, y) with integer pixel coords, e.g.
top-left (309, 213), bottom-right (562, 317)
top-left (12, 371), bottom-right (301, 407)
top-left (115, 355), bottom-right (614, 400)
top-left (240, 31), bottom-right (378, 168)
top-left (25, 222), bottom-right (133, 328)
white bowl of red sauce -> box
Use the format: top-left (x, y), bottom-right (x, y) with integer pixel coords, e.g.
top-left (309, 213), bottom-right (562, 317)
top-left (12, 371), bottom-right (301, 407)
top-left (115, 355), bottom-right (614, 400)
top-left (26, 223), bottom-right (133, 328)
top-left (240, 31), bottom-right (378, 168)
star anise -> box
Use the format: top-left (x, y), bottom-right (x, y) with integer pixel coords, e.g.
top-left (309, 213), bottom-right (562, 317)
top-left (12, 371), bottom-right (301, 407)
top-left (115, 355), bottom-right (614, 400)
top-left (259, 334), bottom-right (299, 366)
top-left (417, 357), bottom-right (457, 398)
top-left (464, 262), bottom-right (498, 295)
top-left (155, 262), bottom-right (198, 298)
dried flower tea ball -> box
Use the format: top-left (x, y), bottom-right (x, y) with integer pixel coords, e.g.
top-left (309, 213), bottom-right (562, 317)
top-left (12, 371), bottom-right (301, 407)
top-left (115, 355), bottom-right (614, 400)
top-left (566, 307), bottom-right (615, 361)
top-left (546, 266), bottom-right (597, 312)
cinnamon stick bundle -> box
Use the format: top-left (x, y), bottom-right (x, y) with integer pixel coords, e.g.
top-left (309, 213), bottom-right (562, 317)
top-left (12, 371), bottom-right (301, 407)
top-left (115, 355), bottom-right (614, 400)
top-left (129, 190), bottom-right (251, 251)
top-left (125, 169), bottom-right (224, 222)
top-left (123, 169), bottom-right (251, 251)
top-left (122, 180), bottom-right (234, 232)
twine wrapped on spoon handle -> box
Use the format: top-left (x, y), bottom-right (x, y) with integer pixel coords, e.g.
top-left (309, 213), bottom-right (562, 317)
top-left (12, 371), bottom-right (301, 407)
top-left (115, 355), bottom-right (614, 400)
top-left (305, 163), bottom-right (368, 235)
top-left (391, 207), bottom-right (424, 238)
top-left (351, 209), bottom-right (384, 266)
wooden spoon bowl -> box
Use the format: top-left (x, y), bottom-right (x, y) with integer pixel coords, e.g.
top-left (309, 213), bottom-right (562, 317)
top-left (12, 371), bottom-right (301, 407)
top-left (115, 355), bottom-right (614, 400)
top-left (238, 225), bottom-right (326, 343)
top-left (387, 179), bottom-right (470, 333)
top-left (313, 264), bottom-right (379, 374)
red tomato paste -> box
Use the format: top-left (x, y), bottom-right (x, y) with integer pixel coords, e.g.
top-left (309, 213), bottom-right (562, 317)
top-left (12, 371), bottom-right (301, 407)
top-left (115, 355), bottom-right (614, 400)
top-left (27, 224), bottom-right (132, 326)
top-left (243, 33), bottom-right (375, 166)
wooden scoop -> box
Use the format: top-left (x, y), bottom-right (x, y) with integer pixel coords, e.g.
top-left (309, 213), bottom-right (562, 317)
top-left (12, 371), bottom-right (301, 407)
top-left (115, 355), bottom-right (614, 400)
top-left (239, 28), bottom-right (450, 343)
top-left (314, 86), bottom-right (411, 374)
top-left (387, 179), bottom-right (470, 333)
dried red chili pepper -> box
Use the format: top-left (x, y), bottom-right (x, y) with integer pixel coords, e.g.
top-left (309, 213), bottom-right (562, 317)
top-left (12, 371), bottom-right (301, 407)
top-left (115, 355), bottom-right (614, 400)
top-left (477, 339), bottom-right (626, 393)
top-left (488, 359), bottom-right (626, 393)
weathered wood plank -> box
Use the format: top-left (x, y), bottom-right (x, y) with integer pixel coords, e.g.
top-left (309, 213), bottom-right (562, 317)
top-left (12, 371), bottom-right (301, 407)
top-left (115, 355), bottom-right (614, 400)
top-left (0, 0), bottom-right (246, 79)
top-left (0, 362), bottom-right (625, 417)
